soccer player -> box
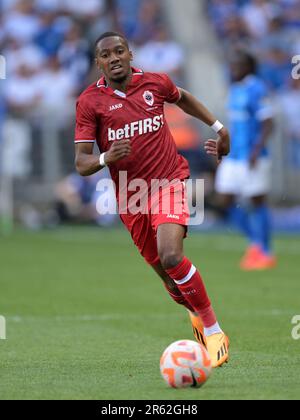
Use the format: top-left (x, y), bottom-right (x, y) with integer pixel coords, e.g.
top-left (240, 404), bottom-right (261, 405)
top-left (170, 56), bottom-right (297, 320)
top-left (215, 50), bottom-right (276, 270)
top-left (74, 32), bottom-right (230, 367)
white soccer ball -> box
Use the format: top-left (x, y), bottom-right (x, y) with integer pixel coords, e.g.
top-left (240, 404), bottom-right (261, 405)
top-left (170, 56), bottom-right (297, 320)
top-left (160, 339), bottom-right (212, 388)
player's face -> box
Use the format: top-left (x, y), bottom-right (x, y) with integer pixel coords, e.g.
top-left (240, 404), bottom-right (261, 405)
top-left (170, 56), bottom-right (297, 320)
top-left (96, 37), bottom-right (133, 83)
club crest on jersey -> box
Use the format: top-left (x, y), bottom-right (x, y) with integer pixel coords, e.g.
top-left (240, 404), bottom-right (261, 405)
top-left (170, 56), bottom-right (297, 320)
top-left (143, 91), bottom-right (154, 107)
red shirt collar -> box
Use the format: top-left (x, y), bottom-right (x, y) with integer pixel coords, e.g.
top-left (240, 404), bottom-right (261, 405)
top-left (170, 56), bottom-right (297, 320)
top-left (96, 67), bottom-right (144, 91)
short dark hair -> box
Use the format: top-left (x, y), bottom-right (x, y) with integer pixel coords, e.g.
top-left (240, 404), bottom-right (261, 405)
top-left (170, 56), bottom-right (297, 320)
top-left (243, 51), bottom-right (257, 75)
top-left (231, 49), bottom-right (258, 74)
top-left (94, 32), bottom-right (129, 55)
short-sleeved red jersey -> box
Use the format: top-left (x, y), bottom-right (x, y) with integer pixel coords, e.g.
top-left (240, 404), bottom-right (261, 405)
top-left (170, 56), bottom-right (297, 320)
top-left (75, 68), bottom-right (190, 201)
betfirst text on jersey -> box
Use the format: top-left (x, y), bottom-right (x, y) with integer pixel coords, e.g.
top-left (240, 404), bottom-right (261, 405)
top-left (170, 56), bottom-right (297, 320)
top-left (108, 115), bottom-right (164, 141)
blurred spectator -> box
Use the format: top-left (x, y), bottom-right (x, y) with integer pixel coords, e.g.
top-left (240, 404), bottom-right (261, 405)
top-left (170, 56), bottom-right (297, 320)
top-left (130, 0), bottom-right (162, 45)
top-left (134, 26), bottom-right (184, 83)
top-left (241, 0), bottom-right (277, 40)
top-left (281, 0), bottom-right (300, 29)
top-left (86, 1), bottom-right (115, 45)
top-left (4, 64), bottom-right (41, 115)
top-left (0, 13), bottom-right (5, 46)
top-left (262, 17), bottom-right (293, 52)
top-left (3, 63), bottom-right (40, 179)
top-left (3, 0), bottom-right (41, 43)
top-left (4, 37), bottom-right (45, 75)
top-left (2, 89), bottom-right (32, 183)
top-left (35, 0), bottom-right (61, 12)
top-left (57, 23), bottom-right (90, 87)
top-left (222, 15), bottom-right (249, 49)
top-left (2, 0), bottom-right (18, 11)
top-left (113, 0), bottom-right (143, 39)
top-left (259, 47), bottom-right (292, 91)
top-left (208, 0), bottom-right (240, 38)
top-left (62, 0), bottom-right (102, 21)
top-left (35, 55), bottom-right (76, 117)
top-left (208, 0), bottom-right (300, 91)
top-left (34, 10), bottom-right (66, 57)
top-left (54, 170), bottom-right (117, 227)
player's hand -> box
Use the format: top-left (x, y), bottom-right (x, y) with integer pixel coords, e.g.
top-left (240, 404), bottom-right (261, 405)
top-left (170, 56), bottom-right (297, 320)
top-left (205, 128), bottom-right (230, 164)
top-left (105, 140), bottom-right (132, 165)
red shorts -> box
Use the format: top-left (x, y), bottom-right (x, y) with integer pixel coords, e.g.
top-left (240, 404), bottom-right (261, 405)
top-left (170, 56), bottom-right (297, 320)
top-left (120, 180), bottom-right (190, 265)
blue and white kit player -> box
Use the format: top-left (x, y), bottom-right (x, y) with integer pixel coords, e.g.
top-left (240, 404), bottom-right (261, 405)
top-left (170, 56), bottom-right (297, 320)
top-left (215, 50), bottom-right (277, 270)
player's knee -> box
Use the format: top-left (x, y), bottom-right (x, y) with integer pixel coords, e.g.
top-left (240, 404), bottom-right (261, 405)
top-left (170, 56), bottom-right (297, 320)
top-left (159, 250), bottom-right (183, 270)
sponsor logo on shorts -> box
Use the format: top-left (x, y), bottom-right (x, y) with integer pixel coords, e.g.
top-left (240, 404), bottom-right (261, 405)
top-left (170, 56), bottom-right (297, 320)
top-left (167, 214), bottom-right (180, 220)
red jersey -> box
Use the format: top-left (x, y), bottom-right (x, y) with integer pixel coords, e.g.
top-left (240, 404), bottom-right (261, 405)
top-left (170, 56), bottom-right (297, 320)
top-left (75, 68), bottom-right (190, 201)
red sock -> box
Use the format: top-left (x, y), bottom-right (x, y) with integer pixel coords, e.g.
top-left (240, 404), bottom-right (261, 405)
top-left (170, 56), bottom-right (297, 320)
top-left (166, 257), bottom-right (217, 328)
top-left (163, 283), bottom-right (194, 312)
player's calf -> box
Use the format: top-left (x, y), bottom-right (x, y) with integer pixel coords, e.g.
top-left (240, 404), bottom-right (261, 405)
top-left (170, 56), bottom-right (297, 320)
top-left (163, 281), bottom-right (194, 312)
top-left (152, 263), bottom-right (194, 312)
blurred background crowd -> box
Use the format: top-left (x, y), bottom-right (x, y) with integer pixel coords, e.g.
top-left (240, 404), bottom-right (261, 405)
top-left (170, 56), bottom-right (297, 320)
top-left (0, 0), bottom-right (299, 230)
top-left (209, 0), bottom-right (300, 92)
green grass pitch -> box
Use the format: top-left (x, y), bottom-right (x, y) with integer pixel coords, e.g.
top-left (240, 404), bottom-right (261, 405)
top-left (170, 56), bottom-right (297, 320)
top-left (0, 227), bottom-right (300, 400)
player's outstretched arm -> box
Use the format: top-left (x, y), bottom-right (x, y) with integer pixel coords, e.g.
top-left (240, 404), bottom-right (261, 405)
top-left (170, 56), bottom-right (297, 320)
top-left (177, 88), bottom-right (230, 162)
top-left (75, 141), bottom-right (132, 176)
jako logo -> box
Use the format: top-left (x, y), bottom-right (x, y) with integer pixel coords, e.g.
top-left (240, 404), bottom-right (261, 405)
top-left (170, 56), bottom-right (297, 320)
top-left (291, 315), bottom-right (300, 340)
top-left (167, 214), bottom-right (180, 220)
top-left (292, 55), bottom-right (300, 80)
top-left (0, 316), bottom-right (6, 340)
top-left (108, 115), bottom-right (164, 141)
top-left (110, 103), bottom-right (123, 112)
top-left (0, 55), bottom-right (6, 80)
